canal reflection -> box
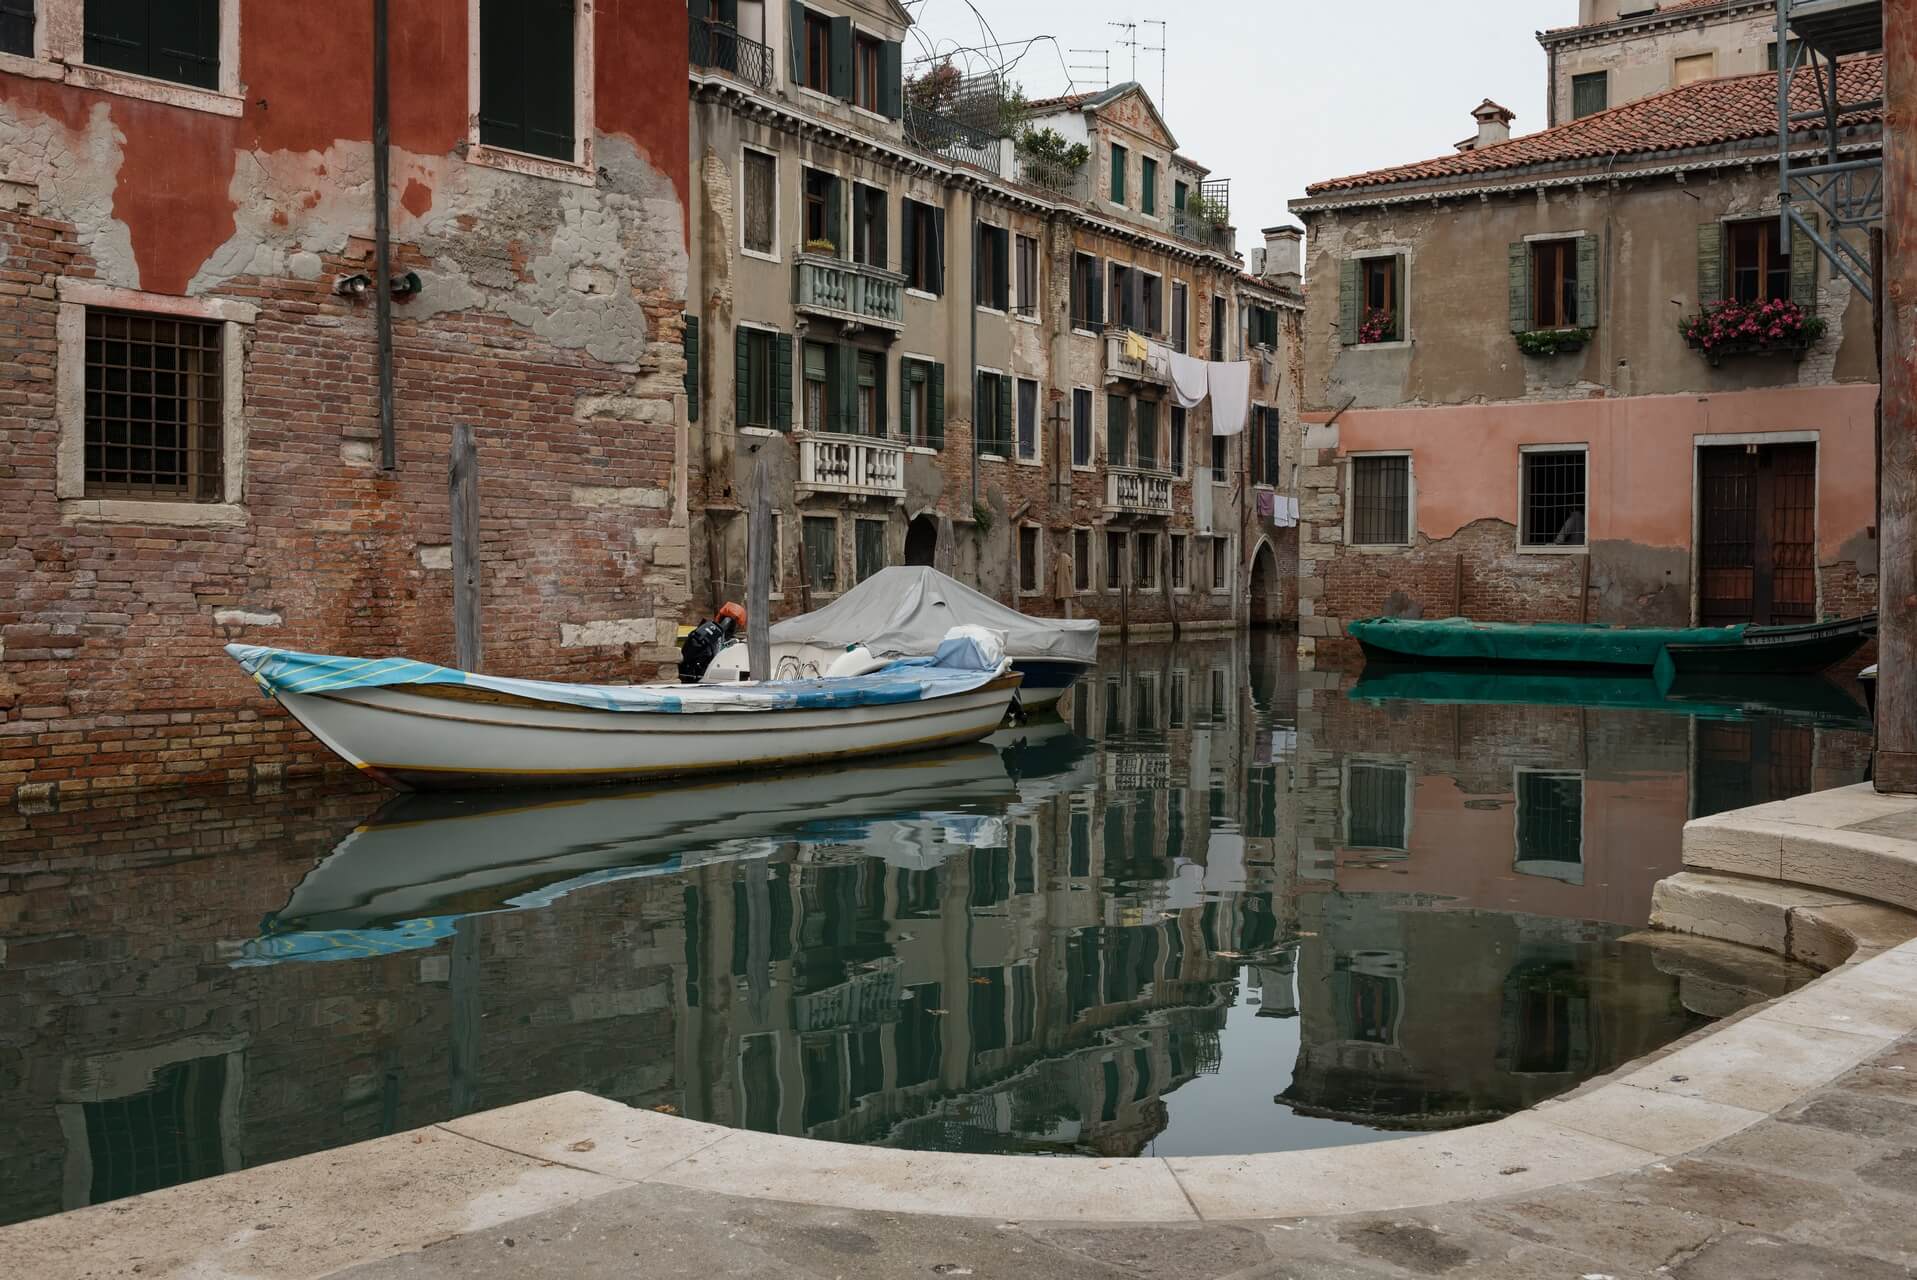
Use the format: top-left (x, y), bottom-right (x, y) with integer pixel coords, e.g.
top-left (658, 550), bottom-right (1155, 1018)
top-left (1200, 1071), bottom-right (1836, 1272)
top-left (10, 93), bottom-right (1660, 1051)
top-left (0, 634), bottom-right (1858, 1225)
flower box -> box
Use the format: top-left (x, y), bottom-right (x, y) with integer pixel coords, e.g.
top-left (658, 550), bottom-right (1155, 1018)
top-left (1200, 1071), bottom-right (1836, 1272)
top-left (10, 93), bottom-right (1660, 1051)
top-left (1516, 327), bottom-right (1591, 357)
top-left (1680, 298), bottom-right (1825, 367)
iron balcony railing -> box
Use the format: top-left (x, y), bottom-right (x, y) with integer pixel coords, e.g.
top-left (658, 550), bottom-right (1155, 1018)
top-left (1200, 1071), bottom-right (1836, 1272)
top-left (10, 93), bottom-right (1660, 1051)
top-left (1108, 467), bottom-right (1174, 516)
top-left (799, 433), bottom-right (907, 499)
top-left (688, 17), bottom-right (773, 89)
top-left (794, 253), bottom-right (906, 330)
top-left (1016, 154), bottom-right (1089, 200)
top-left (903, 101), bottom-right (1003, 175)
top-left (1169, 210), bottom-right (1235, 253)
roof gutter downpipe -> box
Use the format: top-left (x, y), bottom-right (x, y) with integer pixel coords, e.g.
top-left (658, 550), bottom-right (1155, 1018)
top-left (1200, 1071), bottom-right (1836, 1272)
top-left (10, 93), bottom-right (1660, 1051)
top-left (373, 0), bottom-right (397, 472)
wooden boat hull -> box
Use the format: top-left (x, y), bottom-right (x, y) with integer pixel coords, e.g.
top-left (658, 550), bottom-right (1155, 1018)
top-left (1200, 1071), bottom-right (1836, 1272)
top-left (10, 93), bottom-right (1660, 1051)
top-left (1352, 613), bottom-right (1875, 676)
top-left (274, 672), bottom-right (1024, 791)
top-left (1655, 615), bottom-right (1876, 678)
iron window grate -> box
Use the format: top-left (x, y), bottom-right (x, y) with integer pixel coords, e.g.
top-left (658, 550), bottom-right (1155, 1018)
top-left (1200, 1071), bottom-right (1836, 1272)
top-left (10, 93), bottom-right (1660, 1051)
top-left (84, 1056), bottom-right (227, 1205)
top-left (1522, 450), bottom-right (1586, 546)
top-left (1516, 771), bottom-right (1584, 866)
top-left (1350, 456), bottom-right (1409, 545)
top-left (84, 308), bottom-right (223, 502)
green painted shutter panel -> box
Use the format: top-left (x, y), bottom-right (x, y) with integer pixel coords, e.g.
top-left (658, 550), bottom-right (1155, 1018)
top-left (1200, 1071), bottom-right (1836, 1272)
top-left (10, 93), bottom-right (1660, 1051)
top-left (1338, 258), bottom-right (1359, 344)
top-left (1393, 255), bottom-right (1408, 332)
top-left (879, 42), bottom-right (903, 118)
top-left (932, 207), bottom-right (946, 293)
top-left (1507, 242), bottom-right (1530, 332)
top-left (1697, 222), bottom-right (1724, 305)
top-left (929, 362), bottom-right (945, 448)
top-left (734, 325), bottom-right (750, 424)
top-left (1141, 158), bottom-right (1157, 215)
top-left (1576, 234), bottom-right (1600, 328)
top-left (828, 15), bottom-right (852, 99)
top-left (997, 374), bottom-right (1012, 455)
top-left (1790, 216), bottom-right (1818, 308)
top-left (899, 361), bottom-right (914, 441)
top-left (684, 314), bottom-right (701, 422)
top-left (900, 203), bottom-right (917, 286)
top-left (1110, 146), bottom-right (1125, 204)
top-left (774, 333), bottom-right (793, 431)
top-left (788, 1), bottom-right (805, 83)
top-left (1090, 258), bottom-right (1104, 326)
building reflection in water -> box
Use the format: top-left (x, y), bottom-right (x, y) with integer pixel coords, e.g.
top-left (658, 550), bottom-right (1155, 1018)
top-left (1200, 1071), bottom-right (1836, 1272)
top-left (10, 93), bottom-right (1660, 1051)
top-left (0, 636), bottom-right (1857, 1225)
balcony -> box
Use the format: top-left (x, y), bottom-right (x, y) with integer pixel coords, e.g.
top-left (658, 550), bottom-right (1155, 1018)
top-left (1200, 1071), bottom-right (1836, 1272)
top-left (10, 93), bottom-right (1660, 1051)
top-left (1105, 331), bottom-right (1172, 387)
top-left (800, 433), bottom-right (907, 500)
top-left (1108, 467), bottom-right (1174, 517)
top-left (688, 17), bottom-right (773, 89)
top-left (794, 254), bottom-right (907, 334)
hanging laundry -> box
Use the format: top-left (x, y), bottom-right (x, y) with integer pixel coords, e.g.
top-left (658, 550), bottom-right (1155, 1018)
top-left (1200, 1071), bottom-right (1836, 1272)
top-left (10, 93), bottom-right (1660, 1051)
top-left (1208, 362), bottom-right (1251, 436)
top-left (1256, 490), bottom-right (1276, 519)
top-left (1123, 329), bottom-right (1149, 362)
top-left (1169, 352), bottom-right (1210, 410)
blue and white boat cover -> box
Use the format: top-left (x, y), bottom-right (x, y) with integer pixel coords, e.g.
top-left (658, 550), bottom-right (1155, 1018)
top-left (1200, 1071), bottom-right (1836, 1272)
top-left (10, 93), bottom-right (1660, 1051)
top-left (225, 641), bottom-right (1005, 714)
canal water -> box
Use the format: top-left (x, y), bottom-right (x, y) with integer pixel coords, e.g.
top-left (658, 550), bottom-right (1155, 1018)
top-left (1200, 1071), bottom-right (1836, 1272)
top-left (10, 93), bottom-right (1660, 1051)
top-left (0, 634), bottom-right (1869, 1226)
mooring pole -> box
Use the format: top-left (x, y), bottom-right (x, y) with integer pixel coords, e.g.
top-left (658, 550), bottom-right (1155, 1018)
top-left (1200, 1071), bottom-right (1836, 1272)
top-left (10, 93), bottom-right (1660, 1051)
top-left (746, 454), bottom-right (773, 682)
top-left (1877, 0), bottom-right (1917, 791)
top-left (449, 424), bottom-right (482, 672)
top-left (372, 0), bottom-right (396, 472)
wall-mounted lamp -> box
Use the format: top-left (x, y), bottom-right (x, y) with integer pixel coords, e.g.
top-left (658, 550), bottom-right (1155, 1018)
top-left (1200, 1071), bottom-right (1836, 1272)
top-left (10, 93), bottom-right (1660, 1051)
top-left (389, 271), bottom-right (422, 300)
top-left (334, 273), bottom-right (373, 297)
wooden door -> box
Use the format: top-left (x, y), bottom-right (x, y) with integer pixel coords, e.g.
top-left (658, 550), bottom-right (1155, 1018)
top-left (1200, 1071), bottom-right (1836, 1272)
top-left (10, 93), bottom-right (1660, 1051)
top-left (1697, 443), bottom-right (1817, 625)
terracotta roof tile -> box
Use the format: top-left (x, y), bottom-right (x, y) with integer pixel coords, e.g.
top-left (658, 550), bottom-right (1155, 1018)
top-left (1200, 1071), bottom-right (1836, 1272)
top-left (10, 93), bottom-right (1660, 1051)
top-left (1304, 56), bottom-right (1882, 196)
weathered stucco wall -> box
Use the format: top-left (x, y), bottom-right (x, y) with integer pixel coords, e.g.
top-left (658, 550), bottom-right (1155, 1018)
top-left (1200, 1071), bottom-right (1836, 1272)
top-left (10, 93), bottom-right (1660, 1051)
top-left (1551, 6), bottom-right (1784, 123)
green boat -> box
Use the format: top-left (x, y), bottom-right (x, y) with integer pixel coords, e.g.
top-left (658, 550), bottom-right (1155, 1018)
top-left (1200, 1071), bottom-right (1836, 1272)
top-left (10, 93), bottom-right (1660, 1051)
top-left (1348, 613), bottom-right (1875, 675)
top-left (1348, 667), bottom-right (1870, 729)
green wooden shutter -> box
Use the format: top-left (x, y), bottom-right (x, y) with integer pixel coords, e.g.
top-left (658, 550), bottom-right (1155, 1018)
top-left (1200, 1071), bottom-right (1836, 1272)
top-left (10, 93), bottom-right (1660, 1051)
top-left (828, 15), bottom-right (852, 99)
top-left (774, 333), bottom-right (793, 430)
top-left (1338, 258), bottom-right (1359, 344)
top-left (1110, 145), bottom-right (1125, 204)
top-left (1507, 242), bottom-right (1530, 332)
top-left (1090, 257), bottom-right (1104, 326)
top-left (932, 207), bottom-right (946, 294)
top-left (1790, 216), bottom-right (1818, 308)
top-left (1393, 255), bottom-right (1408, 334)
top-left (899, 360), bottom-right (915, 442)
top-left (900, 201), bottom-right (917, 287)
top-left (879, 41), bottom-right (902, 118)
top-left (1141, 158), bottom-right (1157, 215)
top-left (1697, 222), bottom-right (1724, 305)
top-left (928, 362), bottom-right (945, 449)
top-left (997, 373), bottom-right (1012, 455)
top-left (734, 325), bottom-right (750, 424)
top-left (684, 314), bottom-right (701, 422)
top-left (824, 177), bottom-right (842, 254)
top-left (1576, 234), bottom-right (1599, 328)
top-left (787, 1), bottom-right (806, 84)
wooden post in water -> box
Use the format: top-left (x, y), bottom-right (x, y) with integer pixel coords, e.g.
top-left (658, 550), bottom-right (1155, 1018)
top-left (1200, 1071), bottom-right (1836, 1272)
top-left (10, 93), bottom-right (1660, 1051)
top-left (449, 424), bottom-right (482, 672)
top-left (935, 514), bottom-right (956, 575)
top-left (746, 454), bottom-right (773, 682)
top-left (1879, 0), bottom-right (1917, 791)
top-left (1162, 527), bottom-right (1180, 639)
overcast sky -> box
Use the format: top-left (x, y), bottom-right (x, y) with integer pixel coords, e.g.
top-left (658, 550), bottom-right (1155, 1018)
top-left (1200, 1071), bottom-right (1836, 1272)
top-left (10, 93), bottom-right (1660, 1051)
top-left (902, 0), bottom-right (1579, 255)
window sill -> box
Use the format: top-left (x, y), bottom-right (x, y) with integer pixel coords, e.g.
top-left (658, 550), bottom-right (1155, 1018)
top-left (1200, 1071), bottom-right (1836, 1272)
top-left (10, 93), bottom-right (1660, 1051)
top-left (1013, 312), bottom-right (1041, 326)
top-left (905, 288), bottom-right (942, 302)
top-left (905, 445), bottom-right (940, 456)
top-left (61, 499), bottom-right (247, 528)
top-left (1072, 327), bottom-right (1100, 339)
top-left (0, 51), bottom-right (60, 82)
top-left (976, 305), bottom-right (1007, 318)
top-left (978, 453), bottom-right (1008, 464)
top-left (467, 143), bottom-right (598, 187)
top-left (739, 426), bottom-right (783, 438)
top-left (1516, 543), bottom-right (1589, 556)
top-left (1071, 463), bottom-right (1096, 473)
top-left (1351, 542), bottom-right (1413, 553)
top-left (1346, 338), bottom-right (1411, 352)
top-left (62, 64), bottom-right (244, 116)
top-left (1014, 457), bottom-right (1043, 468)
top-left (741, 247), bottom-right (782, 264)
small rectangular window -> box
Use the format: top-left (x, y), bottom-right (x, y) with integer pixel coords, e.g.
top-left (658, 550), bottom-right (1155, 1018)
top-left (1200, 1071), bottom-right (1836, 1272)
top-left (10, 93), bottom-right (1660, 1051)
top-left (1727, 219), bottom-right (1791, 304)
top-left (1071, 253), bottom-right (1102, 330)
top-left (1210, 295), bottom-right (1226, 361)
top-left (1106, 393), bottom-right (1130, 468)
top-left (1170, 534), bottom-right (1187, 590)
top-left (976, 225), bottom-right (1009, 311)
top-left (851, 183), bottom-right (886, 267)
top-left (1071, 387), bottom-right (1092, 466)
top-left (1530, 240), bottom-right (1580, 329)
top-left (1257, 407), bottom-right (1282, 486)
top-left (478, 0), bottom-right (576, 161)
top-left (1110, 143), bottom-right (1127, 204)
top-left (1346, 761), bottom-right (1410, 850)
top-left (1767, 38), bottom-right (1803, 71)
top-left (1171, 406), bottom-right (1187, 477)
top-left (855, 517), bottom-right (885, 583)
top-left (1141, 156), bottom-right (1158, 216)
top-left (1018, 525), bottom-right (1040, 594)
top-left (1135, 531), bottom-right (1158, 591)
top-left (1108, 264), bottom-right (1134, 330)
top-left (803, 168), bottom-right (840, 253)
top-left (1073, 528), bottom-right (1091, 592)
top-left (86, 0), bottom-right (221, 91)
top-left (801, 8), bottom-right (831, 92)
top-left (1106, 530), bottom-right (1127, 591)
top-left (1171, 282), bottom-right (1189, 353)
top-left (1570, 71), bottom-right (1608, 119)
top-left (903, 360), bottom-right (931, 447)
top-left (1134, 398), bottom-right (1159, 470)
top-left (803, 340), bottom-right (828, 432)
top-left (856, 350), bottom-right (883, 437)
top-left (742, 150), bottom-right (777, 255)
top-left (84, 309), bottom-right (224, 502)
top-left (902, 199), bottom-right (943, 294)
top-left (740, 328), bottom-right (777, 429)
top-left (803, 515), bottom-right (838, 591)
top-left (854, 33), bottom-right (881, 111)
top-left (1521, 448), bottom-right (1587, 548)
top-left (1360, 257), bottom-right (1399, 341)
top-left (1210, 434), bottom-right (1227, 482)
top-left (1014, 234), bottom-right (1039, 316)
top-left (1140, 274), bottom-right (1162, 336)
top-left (1516, 771), bottom-right (1586, 879)
top-left (2, 0), bottom-right (34, 58)
top-left (976, 370), bottom-right (1008, 455)
top-left (1210, 537), bottom-right (1228, 592)
top-left (1350, 455), bottom-right (1410, 546)
top-left (1016, 378), bottom-right (1039, 461)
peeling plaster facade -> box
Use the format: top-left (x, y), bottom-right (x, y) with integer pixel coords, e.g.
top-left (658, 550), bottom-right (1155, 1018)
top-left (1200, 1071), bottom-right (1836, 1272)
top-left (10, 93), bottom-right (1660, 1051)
top-left (1290, 101), bottom-right (1879, 668)
top-left (0, 0), bottom-right (691, 800)
top-left (688, 8), bottom-right (1302, 637)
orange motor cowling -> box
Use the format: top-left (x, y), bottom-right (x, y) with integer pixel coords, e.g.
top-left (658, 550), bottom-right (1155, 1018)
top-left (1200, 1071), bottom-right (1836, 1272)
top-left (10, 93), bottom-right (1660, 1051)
top-left (718, 601), bottom-right (748, 630)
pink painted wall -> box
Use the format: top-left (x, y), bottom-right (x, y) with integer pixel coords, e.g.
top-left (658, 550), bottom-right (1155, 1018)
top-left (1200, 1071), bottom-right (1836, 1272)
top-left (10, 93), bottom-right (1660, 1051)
top-left (1337, 385), bottom-right (1879, 562)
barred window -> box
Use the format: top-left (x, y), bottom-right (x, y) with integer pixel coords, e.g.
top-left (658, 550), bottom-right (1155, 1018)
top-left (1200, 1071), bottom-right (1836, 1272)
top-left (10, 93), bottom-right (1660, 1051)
top-left (1345, 761), bottom-right (1409, 850)
top-left (85, 309), bottom-right (224, 502)
top-left (1521, 448), bottom-right (1587, 547)
top-left (1350, 455), bottom-right (1409, 546)
top-left (1516, 770), bottom-right (1585, 880)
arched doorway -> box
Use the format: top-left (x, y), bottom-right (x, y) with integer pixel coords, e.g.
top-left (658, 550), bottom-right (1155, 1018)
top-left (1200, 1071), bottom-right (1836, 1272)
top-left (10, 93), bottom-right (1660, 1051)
top-left (1250, 540), bottom-right (1282, 628)
top-left (905, 514), bottom-right (938, 566)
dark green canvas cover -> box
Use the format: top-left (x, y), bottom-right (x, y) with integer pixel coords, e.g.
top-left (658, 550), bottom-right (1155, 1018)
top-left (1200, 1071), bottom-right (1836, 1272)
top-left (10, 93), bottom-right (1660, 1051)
top-left (1347, 616), bottom-right (1745, 670)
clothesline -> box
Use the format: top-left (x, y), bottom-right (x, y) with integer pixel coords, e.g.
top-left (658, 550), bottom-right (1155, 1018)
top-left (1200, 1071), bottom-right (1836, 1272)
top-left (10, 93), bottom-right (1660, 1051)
top-left (1115, 329), bottom-right (1253, 438)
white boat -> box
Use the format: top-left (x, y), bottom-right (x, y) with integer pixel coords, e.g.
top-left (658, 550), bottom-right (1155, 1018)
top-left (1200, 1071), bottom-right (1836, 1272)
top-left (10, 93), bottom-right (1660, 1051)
top-left (225, 639), bottom-right (1021, 791)
top-left (704, 566), bottom-right (1099, 711)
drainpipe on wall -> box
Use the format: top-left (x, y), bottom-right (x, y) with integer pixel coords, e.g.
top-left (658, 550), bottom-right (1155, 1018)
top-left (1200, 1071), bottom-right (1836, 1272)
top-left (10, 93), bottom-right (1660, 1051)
top-left (968, 200), bottom-right (979, 517)
top-left (373, 0), bottom-right (397, 472)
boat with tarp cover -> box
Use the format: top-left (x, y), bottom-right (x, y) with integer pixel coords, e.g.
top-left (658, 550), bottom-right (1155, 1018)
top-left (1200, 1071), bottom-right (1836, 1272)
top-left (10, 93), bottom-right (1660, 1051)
top-left (1348, 613), bottom-right (1874, 675)
top-left (225, 635), bottom-right (1021, 791)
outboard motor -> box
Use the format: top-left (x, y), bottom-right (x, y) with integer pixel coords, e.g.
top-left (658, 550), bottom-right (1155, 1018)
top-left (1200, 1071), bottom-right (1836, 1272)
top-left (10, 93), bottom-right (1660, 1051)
top-left (677, 603), bottom-right (747, 683)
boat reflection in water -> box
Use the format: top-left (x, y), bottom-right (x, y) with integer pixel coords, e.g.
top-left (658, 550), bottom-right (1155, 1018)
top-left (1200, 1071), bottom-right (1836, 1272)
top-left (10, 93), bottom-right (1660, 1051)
top-left (0, 636), bottom-right (1855, 1227)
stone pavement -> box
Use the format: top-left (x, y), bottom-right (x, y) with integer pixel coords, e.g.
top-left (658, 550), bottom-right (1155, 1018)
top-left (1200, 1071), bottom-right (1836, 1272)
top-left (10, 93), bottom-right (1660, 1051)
top-left (321, 1035), bottom-right (1917, 1279)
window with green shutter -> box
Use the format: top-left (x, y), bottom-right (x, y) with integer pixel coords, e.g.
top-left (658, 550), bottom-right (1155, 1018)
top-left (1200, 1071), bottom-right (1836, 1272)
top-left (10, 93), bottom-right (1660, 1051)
top-left (803, 516), bottom-right (838, 592)
top-left (1106, 393), bottom-right (1130, 467)
top-left (1110, 143), bottom-right (1127, 206)
top-left (1141, 157), bottom-right (1158, 216)
top-left (478, 0), bottom-right (576, 161)
top-left (683, 314), bottom-right (700, 422)
top-left (1570, 72), bottom-right (1608, 120)
top-left (736, 326), bottom-right (781, 429)
top-left (86, 0), bottom-right (222, 90)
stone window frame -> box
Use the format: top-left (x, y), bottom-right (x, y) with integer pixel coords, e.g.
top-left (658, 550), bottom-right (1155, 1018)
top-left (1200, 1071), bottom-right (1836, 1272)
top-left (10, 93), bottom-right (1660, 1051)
top-left (1347, 245), bottom-right (1414, 351)
top-left (56, 280), bottom-right (254, 529)
top-left (466, 0), bottom-right (598, 187)
top-left (1516, 442), bottom-right (1590, 557)
top-left (1103, 526), bottom-right (1128, 594)
top-left (1016, 522), bottom-right (1044, 597)
top-left (1209, 534), bottom-right (1233, 595)
top-left (1013, 375), bottom-right (1042, 468)
top-left (1011, 231), bottom-right (1041, 324)
top-left (3, 0), bottom-right (245, 116)
top-left (734, 319), bottom-right (786, 439)
top-left (1069, 525), bottom-right (1092, 595)
top-left (1343, 449), bottom-right (1415, 551)
top-left (1169, 531), bottom-right (1189, 594)
top-left (974, 363), bottom-right (1009, 462)
top-left (1070, 385), bottom-right (1096, 473)
top-left (739, 143), bottom-right (782, 263)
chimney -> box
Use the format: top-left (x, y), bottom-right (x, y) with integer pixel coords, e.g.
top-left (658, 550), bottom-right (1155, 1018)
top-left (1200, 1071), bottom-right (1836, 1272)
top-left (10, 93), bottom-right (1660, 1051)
top-left (1261, 225), bottom-right (1302, 291)
top-left (1467, 99), bottom-right (1516, 150)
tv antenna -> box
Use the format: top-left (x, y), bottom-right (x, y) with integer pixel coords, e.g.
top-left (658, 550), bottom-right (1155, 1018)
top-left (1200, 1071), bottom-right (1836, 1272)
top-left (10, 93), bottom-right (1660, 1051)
top-left (1108, 20), bottom-right (1138, 82)
top-left (1067, 47), bottom-right (1109, 92)
top-left (1142, 20), bottom-right (1166, 114)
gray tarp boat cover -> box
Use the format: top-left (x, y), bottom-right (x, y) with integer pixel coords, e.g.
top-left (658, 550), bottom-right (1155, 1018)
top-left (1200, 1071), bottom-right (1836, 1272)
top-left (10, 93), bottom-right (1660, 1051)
top-left (769, 566), bottom-right (1099, 665)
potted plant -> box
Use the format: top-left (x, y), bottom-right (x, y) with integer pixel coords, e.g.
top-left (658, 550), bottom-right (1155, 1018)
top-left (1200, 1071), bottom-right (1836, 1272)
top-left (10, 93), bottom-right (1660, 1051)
top-left (1516, 327), bottom-right (1592, 357)
top-left (1679, 298), bottom-right (1826, 366)
top-left (1358, 308), bottom-right (1397, 345)
top-left (802, 237), bottom-right (837, 255)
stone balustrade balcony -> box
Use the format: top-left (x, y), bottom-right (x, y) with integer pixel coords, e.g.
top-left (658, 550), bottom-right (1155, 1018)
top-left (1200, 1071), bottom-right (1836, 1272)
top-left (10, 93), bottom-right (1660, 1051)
top-left (794, 254), bottom-right (906, 333)
top-left (799, 433), bottom-right (907, 500)
top-left (1108, 466), bottom-right (1174, 516)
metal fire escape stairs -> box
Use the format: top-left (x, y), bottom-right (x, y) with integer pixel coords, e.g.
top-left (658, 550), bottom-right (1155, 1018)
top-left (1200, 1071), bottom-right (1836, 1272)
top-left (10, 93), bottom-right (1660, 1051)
top-left (1775, 0), bottom-right (1885, 300)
